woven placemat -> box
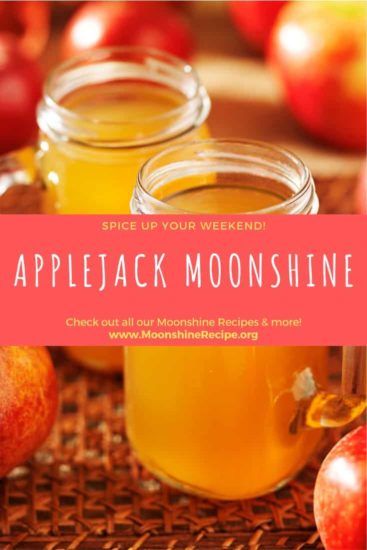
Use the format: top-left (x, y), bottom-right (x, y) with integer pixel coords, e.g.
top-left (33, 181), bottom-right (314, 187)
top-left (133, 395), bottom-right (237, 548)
top-left (0, 351), bottom-right (346, 550)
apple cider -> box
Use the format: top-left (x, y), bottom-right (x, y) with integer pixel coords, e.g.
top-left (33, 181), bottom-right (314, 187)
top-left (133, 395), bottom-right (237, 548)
top-left (125, 346), bottom-right (328, 499)
top-left (37, 48), bottom-right (210, 215)
top-left (39, 82), bottom-right (209, 215)
top-left (37, 47), bottom-right (210, 371)
top-left (126, 140), bottom-right (326, 499)
top-left (159, 174), bottom-right (293, 213)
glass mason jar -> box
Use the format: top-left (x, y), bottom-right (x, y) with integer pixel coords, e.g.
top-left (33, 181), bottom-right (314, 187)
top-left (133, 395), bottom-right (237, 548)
top-left (37, 46), bottom-right (210, 215)
top-left (37, 46), bottom-right (210, 372)
top-left (126, 140), bottom-right (365, 499)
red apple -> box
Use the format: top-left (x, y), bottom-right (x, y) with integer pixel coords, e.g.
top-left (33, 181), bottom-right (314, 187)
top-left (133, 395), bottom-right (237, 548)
top-left (314, 425), bottom-right (367, 550)
top-left (0, 34), bottom-right (43, 155)
top-left (228, 1), bottom-right (287, 54)
top-left (0, 1), bottom-right (50, 59)
top-left (269, 2), bottom-right (366, 151)
top-left (0, 347), bottom-right (58, 477)
top-left (61, 1), bottom-right (195, 60)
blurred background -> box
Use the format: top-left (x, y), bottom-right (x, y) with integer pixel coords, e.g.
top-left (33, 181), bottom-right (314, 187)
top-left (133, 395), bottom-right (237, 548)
top-left (0, 0), bottom-right (366, 213)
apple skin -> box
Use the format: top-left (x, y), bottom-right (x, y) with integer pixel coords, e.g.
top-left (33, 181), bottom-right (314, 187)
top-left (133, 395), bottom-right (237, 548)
top-left (228, 1), bottom-right (287, 54)
top-left (61, 1), bottom-right (195, 60)
top-left (64, 346), bottom-right (122, 373)
top-left (0, 1), bottom-right (50, 59)
top-left (314, 425), bottom-right (367, 550)
top-left (0, 347), bottom-right (58, 477)
top-left (269, 1), bottom-right (366, 151)
top-left (0, 34), bottom-right (43, 155)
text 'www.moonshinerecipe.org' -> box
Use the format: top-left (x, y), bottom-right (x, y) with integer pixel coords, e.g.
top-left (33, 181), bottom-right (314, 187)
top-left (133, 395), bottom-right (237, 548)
top-left (107, 330), bottom-right (259, 342)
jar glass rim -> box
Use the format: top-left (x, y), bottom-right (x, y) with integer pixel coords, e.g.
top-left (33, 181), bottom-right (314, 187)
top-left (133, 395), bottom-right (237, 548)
top-left (135, 139), bottom-right (318, 214)
top-left (39, 46), bottom-right (210, 148)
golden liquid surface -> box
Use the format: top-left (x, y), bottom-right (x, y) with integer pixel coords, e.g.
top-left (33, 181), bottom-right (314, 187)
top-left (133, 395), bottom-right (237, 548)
top-left (164, 182), bottom-right (289, 213)
top-left (125, 347), bottom-right (328, 499)
top-left (63, 82), bottom-right (182, 126)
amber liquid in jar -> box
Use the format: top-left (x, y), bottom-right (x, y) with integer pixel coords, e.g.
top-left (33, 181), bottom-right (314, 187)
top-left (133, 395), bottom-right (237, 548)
top-left (126, 346), bottom-right (328, 499)
top-left (41, 82), bottom-right (208, 215)
top-left (38, 48), bottom-right (210, 372)
top-left (126, 141), bottom-right (326, 499)
top-left (161, 174), bottom-right (293, 213)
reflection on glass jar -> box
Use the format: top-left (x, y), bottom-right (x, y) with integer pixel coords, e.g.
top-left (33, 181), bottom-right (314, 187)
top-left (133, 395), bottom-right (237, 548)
top-left (126, 140), bottom-right (327, 499)
top-left (37, 46), bottom-right (210, 371)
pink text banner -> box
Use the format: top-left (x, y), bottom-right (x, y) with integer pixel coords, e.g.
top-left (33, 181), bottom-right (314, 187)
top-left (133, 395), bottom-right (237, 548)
top-left (0, 215), bottom-right (365, 345)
